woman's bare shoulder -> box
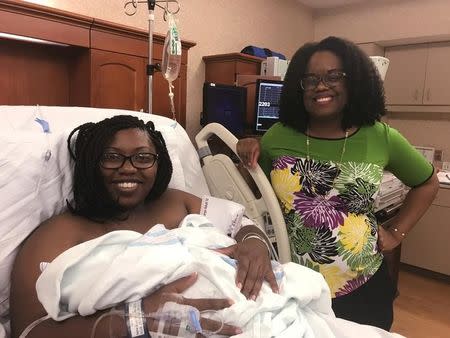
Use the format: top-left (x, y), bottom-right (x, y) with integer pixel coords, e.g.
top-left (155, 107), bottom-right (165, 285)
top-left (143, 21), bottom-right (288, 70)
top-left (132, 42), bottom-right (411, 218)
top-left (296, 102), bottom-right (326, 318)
top-left (161, 188), bottom-right (201, 213)
top-left (10, 212), bottom-right (98, 337)
top-left (162, 188), bottom-right (200, 199)
top-left (17, 212), bottom-right (96, 264)
top-left (142, 189), bottom-right (201, 227)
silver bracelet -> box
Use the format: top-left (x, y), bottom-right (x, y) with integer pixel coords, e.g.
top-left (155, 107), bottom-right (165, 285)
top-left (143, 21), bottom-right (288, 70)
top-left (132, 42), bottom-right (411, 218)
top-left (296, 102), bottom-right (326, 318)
top-left (390, 227), bottom-right (406, 239)
top-left (242, 233), bottom-right (271, 256)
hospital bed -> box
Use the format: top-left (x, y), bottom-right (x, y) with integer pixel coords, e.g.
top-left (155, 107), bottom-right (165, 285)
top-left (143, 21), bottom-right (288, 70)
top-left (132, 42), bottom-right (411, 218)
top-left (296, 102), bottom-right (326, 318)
top-left (0, 106), bottom-right (406, 338)
top-left (0, 105), bottom-right (290, 337)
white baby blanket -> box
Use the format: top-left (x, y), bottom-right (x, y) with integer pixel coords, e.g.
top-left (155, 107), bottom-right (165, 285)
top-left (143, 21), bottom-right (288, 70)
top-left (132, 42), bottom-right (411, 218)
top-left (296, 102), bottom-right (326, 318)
top-left (36, 215), bottom-right (403, 338)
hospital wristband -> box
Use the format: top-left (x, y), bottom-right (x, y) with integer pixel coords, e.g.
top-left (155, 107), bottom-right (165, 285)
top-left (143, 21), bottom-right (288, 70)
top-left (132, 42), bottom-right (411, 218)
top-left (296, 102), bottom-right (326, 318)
top-left (125, 300), bottom-right (151, 338)
top-left (242, 233), bottom-right (271, 256)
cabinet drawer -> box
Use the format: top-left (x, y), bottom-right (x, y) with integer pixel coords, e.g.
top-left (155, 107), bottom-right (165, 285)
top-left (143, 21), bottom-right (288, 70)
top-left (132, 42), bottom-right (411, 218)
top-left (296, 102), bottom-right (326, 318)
top-left (433, 187), bottom-right (450, 207)
top-left (401, 203), bottom-right (450, 275)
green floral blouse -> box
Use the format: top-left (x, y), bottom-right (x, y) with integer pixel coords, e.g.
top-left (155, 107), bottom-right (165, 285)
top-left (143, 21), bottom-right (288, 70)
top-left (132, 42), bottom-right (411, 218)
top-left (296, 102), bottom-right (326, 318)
top-left (259, 122), bottom-right (433, 297)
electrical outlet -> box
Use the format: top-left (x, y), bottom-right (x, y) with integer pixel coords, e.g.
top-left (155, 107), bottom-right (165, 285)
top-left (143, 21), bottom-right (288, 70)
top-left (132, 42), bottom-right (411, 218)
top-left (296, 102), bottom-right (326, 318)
top-left (434, 149), bottom-right (443, 162)
top-left (443, 161), bottom-right (450, 171)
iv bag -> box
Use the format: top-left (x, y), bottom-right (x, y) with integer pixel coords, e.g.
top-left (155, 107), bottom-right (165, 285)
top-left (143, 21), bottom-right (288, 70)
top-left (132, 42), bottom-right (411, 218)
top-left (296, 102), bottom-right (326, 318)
top-left (161, 13), bottom-right (182, 83)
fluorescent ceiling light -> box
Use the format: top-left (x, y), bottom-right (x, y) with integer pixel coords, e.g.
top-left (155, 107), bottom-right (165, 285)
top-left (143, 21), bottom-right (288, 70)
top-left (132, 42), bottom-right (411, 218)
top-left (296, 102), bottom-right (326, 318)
top-left (0, 32), bottom-right (69, 46)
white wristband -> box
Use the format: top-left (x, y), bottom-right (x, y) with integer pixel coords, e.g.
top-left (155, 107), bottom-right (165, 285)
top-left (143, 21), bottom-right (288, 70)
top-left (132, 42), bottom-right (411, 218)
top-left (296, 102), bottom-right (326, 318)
top-left (125, 300), bottom-right (150, 338)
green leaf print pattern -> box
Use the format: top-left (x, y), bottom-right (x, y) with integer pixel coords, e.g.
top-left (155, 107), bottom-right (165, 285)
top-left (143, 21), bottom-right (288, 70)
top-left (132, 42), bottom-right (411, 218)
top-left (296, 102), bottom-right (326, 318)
top-left (334, 162), bottom-right (383, 193)
top-left (286, 210), bottom-right (338, 264)
top-left (297, 256), bottom-right (320, 273)
top-left (274, 157), bottom-right (385, 296)
top-left (340, 177), bottom-right (378, 215)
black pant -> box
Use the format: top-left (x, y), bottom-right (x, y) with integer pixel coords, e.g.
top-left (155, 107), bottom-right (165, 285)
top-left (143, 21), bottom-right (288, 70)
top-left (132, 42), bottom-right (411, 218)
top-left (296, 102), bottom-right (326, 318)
top-left (331, 260), bottom-right (397, 331)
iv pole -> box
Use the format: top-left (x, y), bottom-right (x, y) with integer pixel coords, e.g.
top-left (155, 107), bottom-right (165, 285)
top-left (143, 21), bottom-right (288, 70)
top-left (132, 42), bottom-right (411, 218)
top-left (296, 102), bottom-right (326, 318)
top-left (147, 0), bottom-right (156, 114)
top-left (124, 0), bottom-right (180, 114)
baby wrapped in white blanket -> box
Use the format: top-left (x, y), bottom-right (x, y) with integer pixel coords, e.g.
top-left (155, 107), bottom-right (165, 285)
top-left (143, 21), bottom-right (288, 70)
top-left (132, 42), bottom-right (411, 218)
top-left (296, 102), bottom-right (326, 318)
top-left (36, 211), bottom-right (403, 338)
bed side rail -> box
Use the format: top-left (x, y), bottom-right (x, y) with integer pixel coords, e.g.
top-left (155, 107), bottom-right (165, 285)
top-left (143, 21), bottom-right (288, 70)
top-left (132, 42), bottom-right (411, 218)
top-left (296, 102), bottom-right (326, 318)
top-left (195, 123), bottom-right (291, 263)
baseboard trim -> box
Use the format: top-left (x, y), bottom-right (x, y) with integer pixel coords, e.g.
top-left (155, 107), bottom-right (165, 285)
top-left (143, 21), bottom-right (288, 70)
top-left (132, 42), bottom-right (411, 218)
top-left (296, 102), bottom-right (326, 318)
top-left (400, 263), bottom-right (450, 283)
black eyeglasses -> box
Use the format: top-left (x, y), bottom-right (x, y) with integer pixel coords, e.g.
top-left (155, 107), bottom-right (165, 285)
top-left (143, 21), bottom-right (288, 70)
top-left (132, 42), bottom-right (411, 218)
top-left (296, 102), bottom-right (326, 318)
top-left (100, 152), bottom-right (159, 169)
top-left (300, 71), bottom-right (347, 91)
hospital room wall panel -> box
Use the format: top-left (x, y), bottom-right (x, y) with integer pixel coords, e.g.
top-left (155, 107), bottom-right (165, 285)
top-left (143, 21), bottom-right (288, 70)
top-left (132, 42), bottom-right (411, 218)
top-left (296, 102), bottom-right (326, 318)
top-left (68, 48), bottom-right (91, 107)
top-left (0, 39), bottom-right (71, 106)
top-left (20, 0), bottom-right (315, 136)
top-left (90, 19), bottom-right (191, 67)
top-left (90, 49), bottom-right (146, 112)
top-left (0, 0), bottom-right (91, 47)
top-left (0, 0), bottom-right (196, 127)
top-left (90, 26), bottom-right (147, 59)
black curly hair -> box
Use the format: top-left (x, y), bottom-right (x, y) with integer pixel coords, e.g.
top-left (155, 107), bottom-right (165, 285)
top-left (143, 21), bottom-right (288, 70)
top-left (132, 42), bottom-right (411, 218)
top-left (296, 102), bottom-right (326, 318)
top-left (279, 36), bottom-right (386, 132)
top-left (67, 115), bottom-right (173, 222)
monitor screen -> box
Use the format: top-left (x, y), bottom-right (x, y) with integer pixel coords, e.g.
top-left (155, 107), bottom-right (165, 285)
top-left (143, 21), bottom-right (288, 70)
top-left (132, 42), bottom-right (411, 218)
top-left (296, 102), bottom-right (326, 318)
top-left (202, 82), bottom-right (246, 137)
top-left (254, 79), bottom-right (283, 134)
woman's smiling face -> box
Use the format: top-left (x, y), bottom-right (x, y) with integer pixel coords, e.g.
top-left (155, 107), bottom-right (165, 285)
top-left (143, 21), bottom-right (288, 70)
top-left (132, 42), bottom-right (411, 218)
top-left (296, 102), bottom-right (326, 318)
top-left (99, 128), bottom-right (158, 210)
top-left (302, 50), bottom-right (348, 122)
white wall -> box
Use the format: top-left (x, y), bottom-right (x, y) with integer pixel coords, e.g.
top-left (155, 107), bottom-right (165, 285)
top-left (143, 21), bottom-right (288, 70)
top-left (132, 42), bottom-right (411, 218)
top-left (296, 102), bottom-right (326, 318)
top-left (25, 0), bottom-right (314, 136)
top-left (314, 0), bottom-right (450, 162)
top-left (314, 0), bottom-right (450, 44)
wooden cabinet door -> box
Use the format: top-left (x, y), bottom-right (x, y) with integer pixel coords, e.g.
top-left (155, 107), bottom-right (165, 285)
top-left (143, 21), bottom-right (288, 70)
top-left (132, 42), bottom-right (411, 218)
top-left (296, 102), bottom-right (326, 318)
top-left (91, 49), bottom-right (146, 111)
top-left (423, 42), bottom-right (450, 105)
top-left (384, 45), bottom-right (428, 105)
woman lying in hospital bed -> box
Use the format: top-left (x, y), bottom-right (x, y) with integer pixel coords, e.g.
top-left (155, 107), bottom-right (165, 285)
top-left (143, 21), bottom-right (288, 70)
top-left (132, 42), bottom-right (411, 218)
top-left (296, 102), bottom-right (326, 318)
top-left (8, 114), bottom-right (402, 338)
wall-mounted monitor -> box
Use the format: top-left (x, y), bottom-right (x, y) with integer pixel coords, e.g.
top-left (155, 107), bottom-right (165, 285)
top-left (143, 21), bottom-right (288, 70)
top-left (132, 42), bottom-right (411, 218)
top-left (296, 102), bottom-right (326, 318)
top-left (202, 82), bottom-right (247, 137)
top-left (254, 79), bottom-right (283, 134)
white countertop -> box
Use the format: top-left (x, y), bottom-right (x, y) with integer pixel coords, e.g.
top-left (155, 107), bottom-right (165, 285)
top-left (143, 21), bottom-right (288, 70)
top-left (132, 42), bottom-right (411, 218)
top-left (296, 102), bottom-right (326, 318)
top-left (437, 171), bottom-right (450, 189)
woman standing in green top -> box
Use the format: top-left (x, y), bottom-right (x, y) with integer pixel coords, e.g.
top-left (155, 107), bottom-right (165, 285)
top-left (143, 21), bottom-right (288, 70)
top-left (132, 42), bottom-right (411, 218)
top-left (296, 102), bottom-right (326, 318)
top-left (237, 36), bottom-right (439, 330)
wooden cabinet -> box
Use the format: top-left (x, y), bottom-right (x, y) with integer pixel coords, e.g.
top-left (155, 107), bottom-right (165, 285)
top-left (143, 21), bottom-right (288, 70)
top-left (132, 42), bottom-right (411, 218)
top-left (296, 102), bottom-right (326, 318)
top-left (86, 19), bottom-right (192, 125)
top-left (384, 45), bottom-right (428, 105)
top-left (401, 188), bottom-right (450, 276)
top-left (385, 42), bottom-right (450, 107)
top-left (0, 0), bottom-right (195, 127)
top-left (422, 42), bottom-right (450, 105)
top-left (90, 49), bottom-right (146, 111)
top-left (203, 53), bottom-right (263, 85)
top-left (203, 53), bottom-right (265, 134)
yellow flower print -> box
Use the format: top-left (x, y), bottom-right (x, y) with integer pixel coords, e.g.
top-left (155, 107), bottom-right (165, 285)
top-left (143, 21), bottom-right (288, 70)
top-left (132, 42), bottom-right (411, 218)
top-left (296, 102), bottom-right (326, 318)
top-left (339, 213), bottom-right (370, 254)
top-left (271, 168), bottom-right (300, 211)
top-left (320, 264), bottom-right (356, 296)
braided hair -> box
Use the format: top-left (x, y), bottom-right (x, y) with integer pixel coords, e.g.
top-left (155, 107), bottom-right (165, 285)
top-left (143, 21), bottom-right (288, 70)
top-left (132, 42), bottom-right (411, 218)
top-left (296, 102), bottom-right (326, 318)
top-left (67, 115), bottom-right (173, 222)
top-left (279, 36), bottom-right (386, 132)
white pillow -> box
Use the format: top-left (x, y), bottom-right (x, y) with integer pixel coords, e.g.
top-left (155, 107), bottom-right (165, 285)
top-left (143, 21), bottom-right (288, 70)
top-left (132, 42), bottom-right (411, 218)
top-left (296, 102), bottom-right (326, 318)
top-left (0, 106), bottom-right (210, 196)
top-left (0, 131), bottom-right (72, 318)
top-left (0, 105), bottom-right (210, 321)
